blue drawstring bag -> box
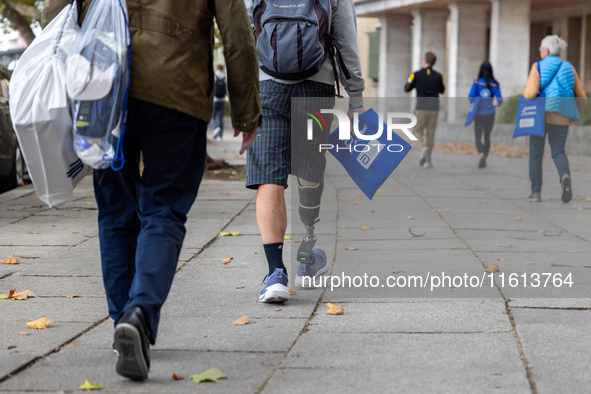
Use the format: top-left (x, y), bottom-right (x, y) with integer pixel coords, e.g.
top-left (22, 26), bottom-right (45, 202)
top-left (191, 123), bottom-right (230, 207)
top-left (465, 98), bottom-right (480, 126)
top-left (327, 108), bottom-right (411, 200)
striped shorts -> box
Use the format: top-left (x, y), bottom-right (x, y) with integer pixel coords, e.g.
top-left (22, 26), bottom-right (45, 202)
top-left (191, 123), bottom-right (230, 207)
top-left (246, 80), bottom-right (336, 189)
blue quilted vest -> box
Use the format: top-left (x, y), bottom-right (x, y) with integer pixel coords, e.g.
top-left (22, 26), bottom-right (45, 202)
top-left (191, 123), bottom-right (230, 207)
top-left (538, 56), bottom-right (580, 121)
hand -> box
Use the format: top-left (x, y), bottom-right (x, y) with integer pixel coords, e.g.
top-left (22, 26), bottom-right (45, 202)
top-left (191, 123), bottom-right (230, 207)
top-left (234, 128), bottom-right (258, 155)
top-left (347, 106), bottom-right (366, 123)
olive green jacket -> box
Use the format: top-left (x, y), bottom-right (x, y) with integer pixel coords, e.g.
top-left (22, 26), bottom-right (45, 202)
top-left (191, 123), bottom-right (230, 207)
top-left (42, 0), bottom-right (261, 132)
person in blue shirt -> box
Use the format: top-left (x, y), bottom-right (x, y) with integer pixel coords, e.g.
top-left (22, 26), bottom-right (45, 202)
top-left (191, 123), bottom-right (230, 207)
top-left (468, 61), bottom-right (502, 168)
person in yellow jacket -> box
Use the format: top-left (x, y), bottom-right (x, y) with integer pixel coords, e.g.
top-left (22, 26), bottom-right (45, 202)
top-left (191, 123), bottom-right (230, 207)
top-left (43, 0), bottom-right (262, 381)
top-left (523, 35), bottom-right (587, 203)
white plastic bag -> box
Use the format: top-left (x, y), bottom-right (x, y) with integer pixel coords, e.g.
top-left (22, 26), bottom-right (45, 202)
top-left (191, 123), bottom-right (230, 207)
top-left (9, 1), bottom-right (88, 207)
top-left (67, 0), bottom-right (130, 170)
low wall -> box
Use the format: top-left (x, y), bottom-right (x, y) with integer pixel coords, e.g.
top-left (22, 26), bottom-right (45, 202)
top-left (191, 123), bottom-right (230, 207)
top-left (435, 122), bottom-right (591, 156)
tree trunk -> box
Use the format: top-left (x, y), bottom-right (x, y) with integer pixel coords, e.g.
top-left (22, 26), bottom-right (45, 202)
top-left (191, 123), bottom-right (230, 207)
top-left (0, 0), bottom-right (36, 45)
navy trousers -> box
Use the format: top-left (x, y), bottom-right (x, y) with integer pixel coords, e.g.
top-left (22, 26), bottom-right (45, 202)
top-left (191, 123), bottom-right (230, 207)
top-left (529, 123), bottom-right (570, 194)
top-left (93, 98), bottom-right (207, 344)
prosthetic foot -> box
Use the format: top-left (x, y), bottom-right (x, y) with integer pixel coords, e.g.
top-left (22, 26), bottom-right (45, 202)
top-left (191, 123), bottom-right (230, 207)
top-left (295, 178), bottom-right (329, 288)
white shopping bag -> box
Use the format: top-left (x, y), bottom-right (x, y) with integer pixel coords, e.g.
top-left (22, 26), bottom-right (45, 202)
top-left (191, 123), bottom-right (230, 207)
top-left (9, 1), bottom-right (88, 207)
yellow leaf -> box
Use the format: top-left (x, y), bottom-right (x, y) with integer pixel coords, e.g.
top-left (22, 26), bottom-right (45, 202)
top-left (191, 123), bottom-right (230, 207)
top-left (230, 231), bottom-right (241, 236)
top-left (361, 226), bottom-right (371, 231)
top-left (344, 246), bottom-right (358, 251)
top-left (190, 368), bottom-right (227, 383)
top-left (0, 294), bottom-right (8, 299)
top-left (233, 316), bottom-right (249, 325)
top-left (222, 257), bottom-right (233, 265)
top-left (568, 250), bottom-right (576, 253)
top-left (326, 303), bottom-right (344, 315)
top-left (288, 287), bottom-right (297, 295)
top-left (78, 381), bottom-right (102, 390)
top-left (284, 235), bottom-right (291, 240)
top-left (579, 207), bottom-right (584, 211)
top-left (352, 201), bottom-right (363, 205)
top-left (407, 215), bottom-right (415, 220)
top-left (585, 197), bottom-right (591, 202)
top-left (484, 264), bottom-right (500, 273)
top-left (18, 331), bottom-right (30, 336)
top-left (1, 255), bottom-right (20, 265)
top-left (219, 232), bottom-right (230, 236)
top-left (516, 216), bottom-right (522, 221)
top-left (10, 290), bottom-right (37, 300)
top-left (66, 293), bottom-right (79, 298)
top-left (444, 209), bottom-right (452, 212)
top-left (537, 230), bottom-right (545, 234)
top-left (497, 258), bottom-right (510, 261)
top-left (27, 317), bottom-right (54, 330)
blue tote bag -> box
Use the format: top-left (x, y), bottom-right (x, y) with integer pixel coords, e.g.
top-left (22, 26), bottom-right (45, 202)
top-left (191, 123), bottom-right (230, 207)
top-left (514, 61), bottom-right (562, 138)
top-left (327, 108), bottom-right (411, 200)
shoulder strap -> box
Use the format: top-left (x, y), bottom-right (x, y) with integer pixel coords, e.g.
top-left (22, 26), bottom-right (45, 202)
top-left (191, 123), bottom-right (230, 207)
top-left (538, 61), bottom-right (563, 93)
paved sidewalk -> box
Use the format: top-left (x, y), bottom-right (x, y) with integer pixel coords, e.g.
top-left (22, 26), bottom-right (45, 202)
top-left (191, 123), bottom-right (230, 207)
top-left (1, 136), bottom-right (591, 393)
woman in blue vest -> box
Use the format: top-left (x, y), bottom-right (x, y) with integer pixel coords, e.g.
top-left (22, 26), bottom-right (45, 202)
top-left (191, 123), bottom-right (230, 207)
top-left (524, 35), bottom-right (587, 203)
top-left (468, 61), bottom-right (503, 168)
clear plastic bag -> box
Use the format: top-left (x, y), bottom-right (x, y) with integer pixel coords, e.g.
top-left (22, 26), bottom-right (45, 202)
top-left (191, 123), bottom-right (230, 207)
top-left (9, 1), bottom-right (87, 207)
top-left (67, 0), bottom-right (130, 170)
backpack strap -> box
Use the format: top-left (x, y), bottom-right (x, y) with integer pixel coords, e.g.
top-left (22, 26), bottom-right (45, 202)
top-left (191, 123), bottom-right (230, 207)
top-left (327, 33), bottom-right (351, 99)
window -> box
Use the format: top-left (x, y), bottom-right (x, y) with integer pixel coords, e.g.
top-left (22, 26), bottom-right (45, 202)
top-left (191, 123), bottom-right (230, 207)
top-left (367, 29), bottom-right (380, 82)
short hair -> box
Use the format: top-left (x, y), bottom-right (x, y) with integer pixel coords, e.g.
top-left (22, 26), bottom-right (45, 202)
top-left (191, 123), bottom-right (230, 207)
top-left (540, 35), bottom-right (567, 56)
top-left (216, 64), bottom-right (224, 71)
top-left (424, 52), bottom-right (437, 67)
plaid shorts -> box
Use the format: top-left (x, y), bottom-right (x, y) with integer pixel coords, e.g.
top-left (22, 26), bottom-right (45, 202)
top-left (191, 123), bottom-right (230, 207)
top-left (246, 80), bottom-right (336, 189)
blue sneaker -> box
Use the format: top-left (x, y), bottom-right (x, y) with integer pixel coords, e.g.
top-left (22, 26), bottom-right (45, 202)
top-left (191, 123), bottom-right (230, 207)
top-left (295, 249), bottom-right (329, 288)
top-left (259, 268), bottom-right (290, 303)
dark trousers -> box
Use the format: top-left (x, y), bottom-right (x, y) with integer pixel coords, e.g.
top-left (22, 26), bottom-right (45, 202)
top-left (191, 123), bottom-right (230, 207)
top-left (474, 114), bottom-right (495, 156)
top-left (529, 123), bottom-right (570, 194)
top-left (93, 98), bottom-right (207, 343)
top-left (211, 101), bottom-right (225, 137)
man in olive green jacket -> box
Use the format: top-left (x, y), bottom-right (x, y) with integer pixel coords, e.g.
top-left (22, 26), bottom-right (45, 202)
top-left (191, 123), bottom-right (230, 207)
top-left (43, 0), bottom-right (261, 381)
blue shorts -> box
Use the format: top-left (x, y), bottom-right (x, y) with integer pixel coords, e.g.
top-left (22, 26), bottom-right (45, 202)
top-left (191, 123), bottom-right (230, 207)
top-left (246, 80), bottom-right (335, 189)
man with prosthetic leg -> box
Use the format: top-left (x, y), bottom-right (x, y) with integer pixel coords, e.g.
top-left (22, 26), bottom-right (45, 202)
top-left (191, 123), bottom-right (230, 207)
top-left (245, 0), bottom-right (365, 302)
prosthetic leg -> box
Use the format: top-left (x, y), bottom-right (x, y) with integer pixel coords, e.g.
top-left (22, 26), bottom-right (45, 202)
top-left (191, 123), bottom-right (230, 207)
top-left (295, 178), bottom-right (329, 287)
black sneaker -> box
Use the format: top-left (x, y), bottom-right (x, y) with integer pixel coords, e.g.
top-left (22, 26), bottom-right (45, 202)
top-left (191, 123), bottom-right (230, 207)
top-left (561, 175), bottom-right (572, 203)
top-left (419, 147), bottom-right (428, 166)
top-left (114, 306), bottom-right (151, 381)
top-left (478, 154), bottom-right (487, 168)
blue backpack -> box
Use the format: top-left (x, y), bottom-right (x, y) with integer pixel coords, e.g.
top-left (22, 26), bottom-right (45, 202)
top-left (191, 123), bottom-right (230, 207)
top-left (253, 0), bottom-right (350, 96)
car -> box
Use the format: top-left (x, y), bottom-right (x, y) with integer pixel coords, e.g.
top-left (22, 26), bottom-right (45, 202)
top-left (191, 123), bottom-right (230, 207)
top-left (0, 106), bottom-right (27, 192)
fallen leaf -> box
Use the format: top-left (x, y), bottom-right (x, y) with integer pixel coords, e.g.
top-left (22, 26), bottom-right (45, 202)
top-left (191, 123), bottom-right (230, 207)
top-left (552, 263), bottom-right (572, 267)
top-left (516, 216), bottom-right (522, 221)
top-left (477, 191), bottom-right (486, 195)
top-left (219, 232), bottom-right (230, 236)
top-left (18, 331), bottom-right (30, 336)
top-left (479, 202), bottom-right (487, 205)
top-left (220, 147), bottom-right (229, 152)
top-left (444, 209), bottom-right (452, 212)
top-left (286, 238), bottom-right (301, 243)
top-left (288, 287), bottom-right (296, 295)
top-left (352, 201), bottom-right (363, 205)
top-left (407, 215), bottom-right (415, 220)
top-left (275, 309), bottom-right (282, 312)
top-left (361, 226), bottom-right (371, 231)
top-left (391, 188), bottom-right (399, 192)
top-left (344, 246), bottom-right (358, 251)
top-left (410, 173), bottom-right (417, 178)
top-left (284, 235), bottom-right (291, 240)
top-left (66, 293), bottom-right (79, 298)
top-left (326, 303), bottom-right (344, 315)
top-left (484, 264), bottom-right (500, 273)
top-left (9, 290), bottom-right (37, 300)
top-left (233, 316), bottom-right (249, 325)
top-left (1, 255), bottom-right (20, 265)
top-left (538, 230), bottom-right (545, 234)
top-left (222, 257), bottom-right (233, 265)
top-left (0, 294), bottom-right (8, 299)
top-left (83, 202), bottom-right (93, 205)
top-left (27, 317), bottom-right (54, 330)
top-left (230, 231), bottom-right (241, 236)
top-left (408, 227), bottom-right (426, 237)
top-left (392, 270), bottom-right (404, 275)
top-left (78, 381), bottom-right (102, 390)
top-left (351, 192), bottom-right (363, 197)
top-left (173, 374), bottom-right (185, 381)
top-left (220, 191), bottom-right (229, 195)
top-left (585, 197), bottom-right (591, 202)
top-left (579, 207), bottom-right (584, 211)
top-left (81, 215), bottom-right (88, 218)
top-left (9, 350), bottom-right (18, 354)
top-left (569, 250), bottom-right (576, 253)
top-left (430, 209), bottom-right (438, 212)
top-left (190, 368), bottom-right (227, 383)
top-left (497, 258), bottom-right (510, 261)
top-left (492, 188), bottom-right (502, 191)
